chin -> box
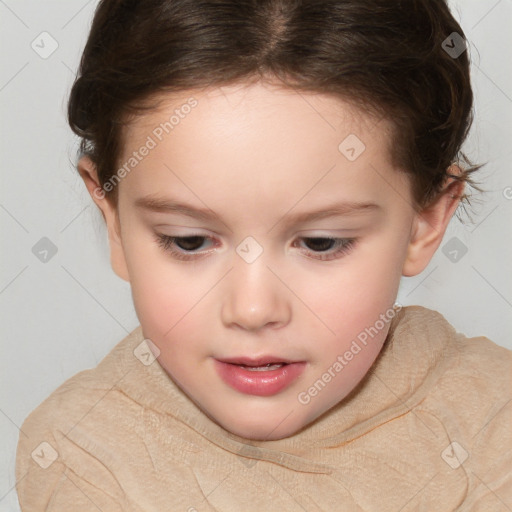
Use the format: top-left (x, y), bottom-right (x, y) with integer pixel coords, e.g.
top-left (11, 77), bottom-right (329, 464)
top-left (229, 424), bottom-right (296, 441)
top-left (217, 411), bottom-right (303, 441)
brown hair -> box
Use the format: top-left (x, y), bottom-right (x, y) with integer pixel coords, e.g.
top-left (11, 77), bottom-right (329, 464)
top-left (68, 0), bottom-right (481, 210)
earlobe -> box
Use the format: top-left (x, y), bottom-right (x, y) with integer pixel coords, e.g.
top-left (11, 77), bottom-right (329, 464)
top-left (77, 156), bottom-right (130, 282)
top-left (402, 166), bottom-right (465, 277)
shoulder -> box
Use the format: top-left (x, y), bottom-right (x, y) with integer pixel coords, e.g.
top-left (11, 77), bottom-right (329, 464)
top-left (397, 305), bottom-right (512, 415)
top-left (18, 324), bottom-right (145, 439)
top-left (400, 306), bottom-right (512, 506)
top-left (395, 304), bottom-right (512, 373)
top-left (400, 305), bottom-right (512, 394)
top-left (15, 326), bottom-right (145, 511)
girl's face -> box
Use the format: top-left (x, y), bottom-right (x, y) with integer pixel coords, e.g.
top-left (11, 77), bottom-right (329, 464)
top-left (82, 81), bottom-right (458, 440)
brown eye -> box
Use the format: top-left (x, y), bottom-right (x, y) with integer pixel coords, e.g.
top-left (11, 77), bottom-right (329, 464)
top-left (303, 237), bottom-right (336, 252)
top-left (294, 237), bottom-right (357, 261)
top-left (174, 236), bottom-right (206, 251)
top-left (155, 234), bottom-right (215, 261)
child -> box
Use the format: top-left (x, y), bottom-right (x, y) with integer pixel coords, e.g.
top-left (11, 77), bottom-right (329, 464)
top-left (16, 0), bottom-right (511, 510)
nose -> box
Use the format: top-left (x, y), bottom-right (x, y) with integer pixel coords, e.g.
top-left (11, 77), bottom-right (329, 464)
top-left (220, 256), bottom-right (291, 332)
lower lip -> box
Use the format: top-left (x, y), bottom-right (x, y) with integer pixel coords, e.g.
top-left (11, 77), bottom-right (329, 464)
top-left (214, 360), bottom-right (306, 396)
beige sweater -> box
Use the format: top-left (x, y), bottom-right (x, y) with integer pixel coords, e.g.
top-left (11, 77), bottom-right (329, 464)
top-left (16, 306), bottom-right (512, 511)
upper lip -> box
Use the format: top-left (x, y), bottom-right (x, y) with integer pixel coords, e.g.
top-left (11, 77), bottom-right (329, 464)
top-left (216, 356), bottom-right (301, 366)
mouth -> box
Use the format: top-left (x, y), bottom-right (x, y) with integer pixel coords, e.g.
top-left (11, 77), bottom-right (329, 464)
top-left (216, 356), bottom-right (298, 370)
top-left (214, 356), bottom-right (307, 396)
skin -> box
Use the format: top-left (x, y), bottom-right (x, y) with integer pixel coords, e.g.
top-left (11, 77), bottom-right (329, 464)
top-left (78, 81), bottom-right (463, 441)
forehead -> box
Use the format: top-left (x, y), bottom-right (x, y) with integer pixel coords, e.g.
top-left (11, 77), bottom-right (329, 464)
top-left (120, 81), bottom-right (390, 157)
top-left (116, 82), bottom-right (404, 216)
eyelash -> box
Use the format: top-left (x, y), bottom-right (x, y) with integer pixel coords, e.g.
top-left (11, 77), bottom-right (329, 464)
top-left (155, 234), bottom-right (357, 262)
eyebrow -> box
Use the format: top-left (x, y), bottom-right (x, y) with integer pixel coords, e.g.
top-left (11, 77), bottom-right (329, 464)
top-left (134, 194), bottom-right (381, 225)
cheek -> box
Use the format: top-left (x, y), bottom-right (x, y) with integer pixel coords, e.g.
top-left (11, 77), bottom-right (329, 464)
top-left (291, 241), bottom-right (403, 372)
top-left (300, 254), bottom-right (401, 332)
top-left (131, 275), bottom-right (201, 338)
top-left (122, 237), bottom-right (203, 341)
top-left (129, 274), bottom-right (209, 375)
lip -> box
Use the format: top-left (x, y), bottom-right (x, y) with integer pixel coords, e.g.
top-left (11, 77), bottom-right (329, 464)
top-left (214, 358), bottom-right (307, 397)
top-left (217, 355), bottom-right (299, 367)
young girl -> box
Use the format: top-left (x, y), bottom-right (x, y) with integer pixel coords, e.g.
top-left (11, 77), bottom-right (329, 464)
top-left (16, 0), bottom-right (511, 510)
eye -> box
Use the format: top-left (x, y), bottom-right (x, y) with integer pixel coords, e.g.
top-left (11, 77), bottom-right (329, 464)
top-left (155, 234), bottom-right (357, 262)
top-left (294, 237), bottom-right (356, 261)
top-left (155, 235), bottom-right (214, 261)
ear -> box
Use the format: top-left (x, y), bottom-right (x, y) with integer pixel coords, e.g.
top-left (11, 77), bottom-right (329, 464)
top-left (77, 156), bottom-right (130, 282)
top-left (402, 165), bottom-right (465, 277)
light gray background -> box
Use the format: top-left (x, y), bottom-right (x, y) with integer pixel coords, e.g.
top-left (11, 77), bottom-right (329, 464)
top-left (1, 1), bottom-right (511, 510)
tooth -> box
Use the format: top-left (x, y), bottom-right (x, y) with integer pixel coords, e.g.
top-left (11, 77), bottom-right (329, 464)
top-left (243, 363), bottom-right (284, 371)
